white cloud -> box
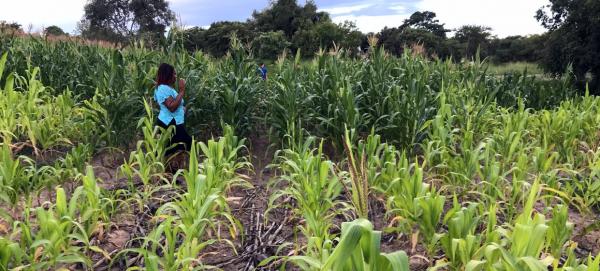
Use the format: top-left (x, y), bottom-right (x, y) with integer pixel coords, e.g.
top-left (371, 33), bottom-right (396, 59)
top-left (389, 4), bottom-right (407, 13)
top-left (320, 0), bottom-right (409, 33)
top-left (320, 3), bottom-right (374, 15)
top-left (327, 2), bottom-right (410, 33)
top-left (417, 0), bottom-right (549, 37)
top-left (0, 0), bottom-right (86, 33)
top-left (332, 13), bottom-right (409, 33)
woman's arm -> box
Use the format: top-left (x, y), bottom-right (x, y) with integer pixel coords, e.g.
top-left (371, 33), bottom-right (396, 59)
top-left (164, 93), bottom-right (183, 112)
top-left (163, 79), bottom-right (186, 112)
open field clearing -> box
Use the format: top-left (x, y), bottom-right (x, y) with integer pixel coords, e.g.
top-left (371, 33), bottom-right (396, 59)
top-left (1, 34), bottom-right (600, 271)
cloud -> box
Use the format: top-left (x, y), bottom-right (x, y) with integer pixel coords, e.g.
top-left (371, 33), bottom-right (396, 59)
top-left (389, 4), bottom-right (407, 13)
top-left (320, 3), bottom-right (374, 15)
top-left (170, 0), bottom-right (265, 27)
top-left (417, 0), bottom-right (549, 37)
top-left (0, 0), bottom-right (85, 33)
top-left (323, 1), bottom-right (411, 33)
top-left (331, 13), bottom-right (409, 33)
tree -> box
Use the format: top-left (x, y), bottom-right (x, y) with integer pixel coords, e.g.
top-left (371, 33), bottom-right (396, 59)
top-left (453, 25), bottom-right (493, 59)
top-left (376, 11), bottom-right (449, 57)
top-left (299, 21), bottom-right (363, 55)
top-left (401, 11), bottom-right (449, 38)
top-left (251, 0), bottom-right (298, 37)
top-left (202, 21), bottom-right (253, 56)
top-left (181, 27), bottom-right (207, 52)
top-left (488, 35), bottom-right (546, 63)
top-left (402, 28), bottom-right (448, 57)
top-left (129, 0), bottom-right (174, 42)
top-left (291, 28), bottom-right (321, 56)
top-left (0, 21), bottom-right (23, 34)
top-left (44, 25), bottom-right (66, 36)
top-left (249, 0), bottom-right (342, 56)
top-left (78, 0), bottom-right (132, 42)
top-left (536, 0), bottom-right (600, 91)
top-left (78, 0), bottom-right (174, 44)
top-left (378, 27), bottom-right (403, 55)
top-left (251, 0), bottom-right (329, 39)
top-left (331, 21), bottom-right (364, 54)
top-left (180, 23), bottom-right (253, 56)
top-left (252, 31), bottom-right (291, 60)
top-left (378, 26), bottom-right (447, 58)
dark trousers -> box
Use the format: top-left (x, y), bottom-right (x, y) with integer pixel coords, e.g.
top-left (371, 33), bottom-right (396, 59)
top-left (157, 119), bottom-right (192, 156)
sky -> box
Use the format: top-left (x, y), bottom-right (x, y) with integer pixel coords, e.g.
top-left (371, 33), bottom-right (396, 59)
top-left (0, 0), bottom-right (549, 38)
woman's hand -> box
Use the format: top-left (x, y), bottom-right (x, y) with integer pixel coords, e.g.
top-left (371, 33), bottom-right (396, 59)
top-left (178, 78), bottom-right (186, 95)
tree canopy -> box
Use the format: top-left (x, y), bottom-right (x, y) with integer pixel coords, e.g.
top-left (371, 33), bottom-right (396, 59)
top-left (536, 0), bottom-right (600, 91)
top-left (453, 25), bottom-right (493, 59)
top-left (78, 0), bottom-right (174, 44)
top-left (401, 11), bottom-right (449, 38)
top-left (0, 21), bottom-right (22, 34)
top-left (44, 26), bottom-right (66, 36)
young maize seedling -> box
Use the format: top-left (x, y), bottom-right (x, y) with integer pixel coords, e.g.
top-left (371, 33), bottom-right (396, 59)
top-left (386, 160), bottom-right (429, 234)
top-left (321, 219), bottom-right (410, 271)
top-left (267, 138), bottom-right (345, 256)
top-left (0, 237), bottom-right (23, 270)
top-left (262, 219), bottom-right (410, 271)
top-left (417, 191), bottom-right (446, 256)
top-left (468, 179), bottom-right (554, 270)
top-left (546, 204), bottom-right (573, 258)
top-left (0, 144), bottom-right (35, 206)
top-left (440, 203), bottom-right (482, 269)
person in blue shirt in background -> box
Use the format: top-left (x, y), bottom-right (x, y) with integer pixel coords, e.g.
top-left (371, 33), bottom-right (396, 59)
top-left (153, 63), bottom-right (192, 157)
top-left (258, 63), bottom-right (268, 80)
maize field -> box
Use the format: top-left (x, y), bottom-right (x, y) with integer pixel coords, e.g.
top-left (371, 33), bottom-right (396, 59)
top-left (1, 33), bottom-right (600, 271)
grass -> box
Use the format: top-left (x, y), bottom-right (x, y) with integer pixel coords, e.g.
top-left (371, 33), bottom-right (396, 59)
top-left (488, 61), bottom-right (545, 75)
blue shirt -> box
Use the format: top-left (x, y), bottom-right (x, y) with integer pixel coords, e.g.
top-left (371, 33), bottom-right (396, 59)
top-left (154, 84), bottom-right (185, 125)
top-left (259, 66), bottom-right (267, 80)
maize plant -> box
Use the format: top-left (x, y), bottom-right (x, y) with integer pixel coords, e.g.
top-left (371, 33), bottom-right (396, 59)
top-left (440, 203), bottom-right (483, 270)
top-left (467, 180), bottom-right (558, 270)
top-left (121, 134), bottom-right (250, 269)
top-left (212, 35), bottom-right (263, 136)
top-left (357, 130), bottom-right (400, 193)
top-left (61, 166), bottom-right (115, 237)
top-left (0, 144), bottom-right (35, 206)
top-left (266, 60), bottom-right (313, 149)
top-left (265, 219), bottom-right (410, 271)
top-left (119, 99), bottom-right (171, 205)
top-left (0, 237), bottom-right (23, 271)
top-left (117, 216), bottom-right (210, 271)
top-left (3, 30), bottom-right (600, 271)
top-left (385, 159), bottom-right (429, 233)
top-left (197, 124), bottom-right (252, 191)
top-left (343, 128), bottom-right (370, 219)
top-left (417, 191), bottom-right (446, 256)
top-left (267, 138), bottom-right (348, 257)
top-left (9, 177), bottom-right (111, 270)
top-left (546, 204), bottom-right (573, 259)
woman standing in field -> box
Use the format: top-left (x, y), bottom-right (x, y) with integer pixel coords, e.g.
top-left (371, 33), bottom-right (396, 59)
top-left (154, 63), bottom-right (192, 157)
